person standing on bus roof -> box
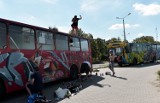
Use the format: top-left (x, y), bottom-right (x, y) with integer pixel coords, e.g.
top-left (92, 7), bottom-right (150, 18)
top-left (108, 51), bottom-right (115, 76)
top-left (71, 15), bottom-right (82, 35)
top-left (25, 66), bottom-right (43, 96)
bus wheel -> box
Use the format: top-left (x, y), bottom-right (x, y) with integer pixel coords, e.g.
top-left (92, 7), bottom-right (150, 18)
top-left (118, 62), bottom-right (122, 67)
top-left (151, 56), bottom-right (156, 63)
top-left (70, 65), bottom-right (78, 80)
top-left (133, 58), bottom-right (137, 65)
top-left (0, 80), bottom-right (6, 97)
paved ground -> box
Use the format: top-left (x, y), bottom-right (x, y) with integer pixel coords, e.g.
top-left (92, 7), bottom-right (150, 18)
top-left (1, 63), bottom-right (160, 103)
top-left (59, 63), bottom-right (160, 103)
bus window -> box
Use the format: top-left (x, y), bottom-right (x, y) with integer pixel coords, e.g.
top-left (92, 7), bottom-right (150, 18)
top-left (55, 34), bottom-right (68, 50)
top-left (80, 39), bottom-right (89, 51)
top-left (37, 30), bottom-right (54, 50)
top-left (69, 37), bottom-right (80, 51)
top-left (142, 44), bottom-right (147, 52)
top-left (130, 43), bottom-right (137, 52)
top-left (157, 45), bottom-right (160, 50)
top-left (137, 44), bottom-right (143, 52)
top-left (152, 44), bottom-right (157, 51)
top-left (9, 25), bottom-right (35, 49)
top-left (147, 44), bottom-right (152, 51)
top-left (115, 48), bottom-right (122, 55)
top-left (0, 22), bottom-right (6, 49)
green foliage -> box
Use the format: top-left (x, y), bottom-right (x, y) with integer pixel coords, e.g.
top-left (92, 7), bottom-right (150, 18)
top-left (50, 27), bottom-right (160, 63)
top-left (69, 28), bottom-right (107, 61)
top-left (69, 28), bottom-right (93, 39)
top-left (106, 37), bottom-right (122, 54)
top-left (132, 36), bottom-right (155, 43)
top-left (90, 39), bottom-right (99, 60)
top-left (100, 54), bottom-right (107, 60)
top-left (49, 26), bottom-right (58, 32)
top-left (95, 38), bottom-right (106, 60)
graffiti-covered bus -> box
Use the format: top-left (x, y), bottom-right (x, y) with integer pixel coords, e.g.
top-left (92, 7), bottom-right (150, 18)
top-left (0, 18), bottom-right (92, 96)
top-left (107, 41), bottom-right (160, 66)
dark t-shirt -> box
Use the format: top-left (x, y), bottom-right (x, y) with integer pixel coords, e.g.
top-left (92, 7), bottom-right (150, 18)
top-left (72, 18), bottom-right (80, 27)
top-left (30, 72), bottom-right (43, 92)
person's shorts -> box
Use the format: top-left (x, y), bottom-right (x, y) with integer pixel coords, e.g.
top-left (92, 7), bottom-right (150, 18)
top-left (71, 24), bottom-right (78, 29)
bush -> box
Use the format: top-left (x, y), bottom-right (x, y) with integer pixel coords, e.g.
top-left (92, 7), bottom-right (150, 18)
top-left (100, 54), bottom-right (107, 61)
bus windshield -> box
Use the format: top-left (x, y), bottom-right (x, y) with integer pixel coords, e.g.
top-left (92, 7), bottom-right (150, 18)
top-left (115, 48), bottom-right (123, 55)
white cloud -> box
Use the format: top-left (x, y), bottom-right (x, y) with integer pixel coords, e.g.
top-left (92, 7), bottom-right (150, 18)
top-left (133, 3), bottom-right (160, 16)
top-left (42, 0), bottom-right (58, 4)
top-left (18, 15), bottom-right (36, 21)
top-left (109, 24), bottom-right (123, 30)
top-left (137, 33), bottom-right (144, 36)
top-left (0, 0), bottom-right (5, 10)
top-left (17, 15), bottom-right (37, 25)
top-left (81, 0), bottom-right (106, 12)
top-left (109, 24), bottom-right (140, 30)
top-left (58, 26), bottom-right (70, 33)
top-left (132, 24), bottom-right (140, 27)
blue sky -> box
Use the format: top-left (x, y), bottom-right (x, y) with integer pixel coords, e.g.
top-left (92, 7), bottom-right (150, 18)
top-left (0, 0), bottom-right (160, 42)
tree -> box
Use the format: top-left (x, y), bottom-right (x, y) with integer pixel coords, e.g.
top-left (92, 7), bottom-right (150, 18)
top-left (132, 36), bottom-right (154, 43)
top-left (94, 38), bottom-right (107, 60)
top-left (49, 26), bottom-right (58, 32)
top-left (106, 37), bottom-right (122, 45)
top-left (90, 39), bottom-right (99, 61)
top-left (69, 28), bottom-right (84, 36)
top-left (69, 28), bottom-right (93, 39)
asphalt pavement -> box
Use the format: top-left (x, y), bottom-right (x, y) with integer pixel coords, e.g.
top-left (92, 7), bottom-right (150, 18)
top-left (1, 62), bottom-right (160, 103)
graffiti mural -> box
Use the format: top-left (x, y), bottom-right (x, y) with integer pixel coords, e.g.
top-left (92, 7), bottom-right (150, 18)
top-left (29, 50), bottom-right (71, 83)
top-left (0, 49), bottom-right (91, 87)
top-left (0, 52), bottom-right (28, 86)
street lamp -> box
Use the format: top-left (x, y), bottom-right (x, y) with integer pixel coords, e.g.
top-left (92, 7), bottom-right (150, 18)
top-left (116, 13), bottom-right (131, 41)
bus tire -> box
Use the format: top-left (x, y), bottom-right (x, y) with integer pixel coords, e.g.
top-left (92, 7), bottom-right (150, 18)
top-left (118, 62), bottom-right (122, 67)
top-left (80, 63), bottom-right (90, 75)
top-left (151, 56), bottom-right (156, 63)
top-left (70, 65), bottom-right (78, 80)
top-left (133, 58), bottom-right (137, 65)
top-left (0, 79), bottom-right (6, 97)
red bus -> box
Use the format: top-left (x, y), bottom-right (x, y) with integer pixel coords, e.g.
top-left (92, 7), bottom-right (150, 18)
top-left (0, 18), bottom-right (92, 96)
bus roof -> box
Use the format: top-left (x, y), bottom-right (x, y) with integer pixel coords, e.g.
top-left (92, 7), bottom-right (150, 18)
top-left (0, 18), bottom-right (89, 40)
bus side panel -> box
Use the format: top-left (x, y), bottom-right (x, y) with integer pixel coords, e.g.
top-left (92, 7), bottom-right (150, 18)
top-left (4, 64), bottom-right (28, 93)
top-left (0, 52), bottom-right (29, 94)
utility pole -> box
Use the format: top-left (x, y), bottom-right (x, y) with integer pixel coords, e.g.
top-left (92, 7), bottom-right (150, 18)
top-left (155, 27), bottom-right (158, 41)
top-left (116, 13), bottom-right (131, 41)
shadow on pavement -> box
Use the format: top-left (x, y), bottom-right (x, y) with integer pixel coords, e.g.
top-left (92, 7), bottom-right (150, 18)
top-left (105, 72), bottom-right (127, 80)
top-left (49, 75), bottom-right (106, 102)
top-left (84, 75), bottom-right (111, 88)
top-left (110, 75), bottom-right (128, 80)
top-left (0, 75), bottom-right (107, 103)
